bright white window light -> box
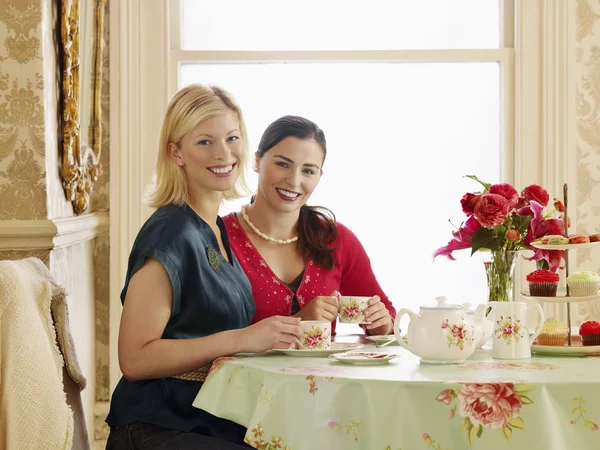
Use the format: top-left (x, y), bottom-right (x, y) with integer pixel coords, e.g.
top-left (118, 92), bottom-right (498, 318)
top-left (181, 0), bottom-right (500, 50)
top-left (180, 62), bottom-right (500, 311)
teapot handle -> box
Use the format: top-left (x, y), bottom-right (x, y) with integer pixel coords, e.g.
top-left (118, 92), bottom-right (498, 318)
top-left (527, 303), bottom-right (545, 344)
top-left (394, 308), bottom-right (417, 350)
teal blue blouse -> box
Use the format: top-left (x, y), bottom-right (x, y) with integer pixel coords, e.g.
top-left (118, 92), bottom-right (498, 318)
top-left (106, 204), bottom-right (255, 438)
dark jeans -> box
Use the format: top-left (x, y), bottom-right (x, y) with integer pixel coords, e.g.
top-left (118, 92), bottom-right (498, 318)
top-left (106, 423), bottom-right (253, 450)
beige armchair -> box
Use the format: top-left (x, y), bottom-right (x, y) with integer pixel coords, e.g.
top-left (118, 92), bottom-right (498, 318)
top-left (0, 258), bottom-right (90, 450)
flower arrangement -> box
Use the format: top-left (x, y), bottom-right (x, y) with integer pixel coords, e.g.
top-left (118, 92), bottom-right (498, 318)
top-left (434, 175), bottom-right (567, 301)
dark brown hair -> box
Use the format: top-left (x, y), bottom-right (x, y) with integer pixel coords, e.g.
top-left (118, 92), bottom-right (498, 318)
top-left (256, 116), bottom-right (338, 269)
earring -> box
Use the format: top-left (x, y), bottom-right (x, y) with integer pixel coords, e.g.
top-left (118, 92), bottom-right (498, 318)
top-left (179, 161), bottom-right (184, 167)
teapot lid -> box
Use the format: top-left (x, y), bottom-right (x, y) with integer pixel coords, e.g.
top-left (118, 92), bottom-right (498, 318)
top-left (462, 302), bottom-right (475, 314)
top-left (420, 296), bottom-right (463, 311)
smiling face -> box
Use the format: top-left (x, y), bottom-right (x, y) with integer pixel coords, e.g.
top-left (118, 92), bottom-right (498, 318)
top-left (169, 111), bottom-right (244, 198)
top-left (256, 136), bottom-right (324, 213)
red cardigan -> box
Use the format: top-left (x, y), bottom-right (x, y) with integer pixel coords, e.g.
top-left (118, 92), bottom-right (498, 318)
top-left (223, 213), bottom-right (396, 334)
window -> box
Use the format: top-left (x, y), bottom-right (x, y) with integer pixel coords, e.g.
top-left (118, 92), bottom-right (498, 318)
top-left (169, 0), bottom-right (513, 312)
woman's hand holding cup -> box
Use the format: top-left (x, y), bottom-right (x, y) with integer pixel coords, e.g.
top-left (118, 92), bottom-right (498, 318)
top-left (293, 291), bottom-right (340, 322)
top-left (363, 295), bottom-right (393, 335)
top-left (240, 316), bottom-right (303, 352)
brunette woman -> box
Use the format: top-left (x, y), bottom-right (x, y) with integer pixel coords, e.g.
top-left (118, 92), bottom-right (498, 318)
top-left (224, 116), bottom-right (395, 336)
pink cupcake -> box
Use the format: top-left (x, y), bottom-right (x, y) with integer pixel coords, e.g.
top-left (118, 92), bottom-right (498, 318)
top-left (526, 269), bottom-right (560, 297)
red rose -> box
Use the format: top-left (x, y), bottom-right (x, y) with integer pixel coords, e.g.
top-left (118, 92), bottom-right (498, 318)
top-left (521, 185), bottom-right (550, 206)
top-left (488, 183), bottom-right (519, 209)
top-left (461, 192), bottom-right (481, 216)
top-left (474, 194), bottom-right (510, 228)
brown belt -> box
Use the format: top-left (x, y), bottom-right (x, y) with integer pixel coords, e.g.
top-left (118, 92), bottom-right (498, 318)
top-left (171, 363), bottom-right (212, 383)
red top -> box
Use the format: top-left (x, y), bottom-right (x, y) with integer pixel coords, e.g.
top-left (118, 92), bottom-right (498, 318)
top-left (223, 213), bottom-right (396, 334)
top-left (526, 269), bottom-right (560, 283)
top-left (579, 321), bottom-right (600, 335)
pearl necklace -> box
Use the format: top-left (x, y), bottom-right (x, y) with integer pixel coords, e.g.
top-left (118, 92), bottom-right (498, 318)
top-left (240, 205), bottom-right (299, 245)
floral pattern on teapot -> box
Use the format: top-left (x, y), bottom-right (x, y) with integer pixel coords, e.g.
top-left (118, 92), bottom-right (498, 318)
top-left (442, 318), bottom-right (475, 350)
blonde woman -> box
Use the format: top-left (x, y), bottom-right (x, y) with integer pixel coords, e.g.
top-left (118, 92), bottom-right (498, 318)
top-left (106, 85), bottom-right (302, 449)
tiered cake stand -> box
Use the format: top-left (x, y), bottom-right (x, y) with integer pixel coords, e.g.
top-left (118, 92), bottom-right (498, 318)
top-left (522, 184), bottom-right (600, 356)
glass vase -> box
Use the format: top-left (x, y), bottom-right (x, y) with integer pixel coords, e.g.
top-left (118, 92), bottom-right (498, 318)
top-left (481, 250), bottom-right (519, 303)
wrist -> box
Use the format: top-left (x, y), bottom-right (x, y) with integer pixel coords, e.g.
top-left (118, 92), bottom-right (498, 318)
top-left (227, 328), bottom-right (246, 354)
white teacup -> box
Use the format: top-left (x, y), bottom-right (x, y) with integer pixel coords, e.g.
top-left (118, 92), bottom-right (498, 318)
top-left (299, 320), bottom-right (331, 350)
top-left (338, 296), bottom-right (370, 324)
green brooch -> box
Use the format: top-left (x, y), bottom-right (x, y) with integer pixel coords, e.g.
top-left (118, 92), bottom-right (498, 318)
top-left (206, 246), bottom-right (221, 272)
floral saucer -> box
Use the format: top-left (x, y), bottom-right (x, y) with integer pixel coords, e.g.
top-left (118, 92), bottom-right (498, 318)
top-left (330, 351), bottom-right (401, 365)
top-left (272, 342), bottom-right (364, 357)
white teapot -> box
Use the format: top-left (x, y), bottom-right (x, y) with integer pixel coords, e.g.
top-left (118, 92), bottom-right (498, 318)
top-left (462, 302), bottom-right (494, 349)
top-left (394, 296), bottom-right (487, 364)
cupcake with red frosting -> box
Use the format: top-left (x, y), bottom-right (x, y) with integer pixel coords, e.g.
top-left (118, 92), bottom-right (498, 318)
top-left (526, 269), bottom-right (560, 297)
top-left (579, 321), bottom-right (600, 346)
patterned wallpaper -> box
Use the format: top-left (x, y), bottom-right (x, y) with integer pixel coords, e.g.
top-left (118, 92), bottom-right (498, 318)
top-left (575, 0), bottom-right (600, 322)
top-left (93, 2), bottom-right (110, 444)
top-left (0, 0), bottom-right (111, 444)
top-left (0, 0), bottom-right (47, 219)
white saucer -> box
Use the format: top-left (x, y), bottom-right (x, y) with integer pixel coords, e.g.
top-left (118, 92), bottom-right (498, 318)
top-left (272, 342), bottom-right (364, 357)
top-left (365, 335), bottom-right (396, 344)
top-left (330, 351), bottom-right (400, 365)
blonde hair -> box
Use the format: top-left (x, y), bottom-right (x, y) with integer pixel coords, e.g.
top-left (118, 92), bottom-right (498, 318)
top-left (145, 84), bottom-right (250, 209)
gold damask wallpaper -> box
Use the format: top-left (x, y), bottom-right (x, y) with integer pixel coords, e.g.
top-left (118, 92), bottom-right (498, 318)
top-left (575, 0), bottom-right (600, 321)
top-left (0, 0), bottom-right (47, 219)
top-left (93, 2), bottom-right (110, 443)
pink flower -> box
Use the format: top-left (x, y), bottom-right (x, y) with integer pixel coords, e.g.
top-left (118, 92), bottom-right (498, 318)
top-left (423, 433), bottom-right (431, 441)
top-left (449, 408), bottom-right (456, 418)
top-left (433, 216), bottom-right (481, 260)
top-left (328, 421), bottom-right (335, 429)
top-left (461, 192), bottom-right (481, 216)
top-left (436, 389), bottom-right (453, 405)
top-left (522, 184), bottom-right (550, 206)
top-left (519, 201), bottom-right (566, 271)
top-left (592, 423), bottom-right (599, 431)
top-left (474, 194), bottom-right (510, 228)
top-left (488, 183), bottom-right (519, 209)
top-left (457, 383), bottom-right (522, 429)
top-left (506, 229), bottom-right (520, 241)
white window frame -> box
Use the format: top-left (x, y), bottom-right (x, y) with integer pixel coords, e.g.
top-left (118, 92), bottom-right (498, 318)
top-left (108, 0), bottom-right (576, 394)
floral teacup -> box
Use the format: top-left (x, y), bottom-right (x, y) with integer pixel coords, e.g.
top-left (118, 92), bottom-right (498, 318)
top-left (338, 296), bottom-right (370, 324)
top-left (298, 321), bottom-right (331, 350)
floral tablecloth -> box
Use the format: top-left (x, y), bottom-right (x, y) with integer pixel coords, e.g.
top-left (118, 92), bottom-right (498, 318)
top-left (192, 345), bottom-right (600, 450)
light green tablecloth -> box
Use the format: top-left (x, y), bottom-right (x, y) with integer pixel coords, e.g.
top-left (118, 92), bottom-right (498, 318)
top-left (193, 345), bottom-right (600, 450)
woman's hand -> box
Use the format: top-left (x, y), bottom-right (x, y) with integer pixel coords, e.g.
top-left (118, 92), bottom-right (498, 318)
top-left (239, 316), bottom-right (303, 352)
top-left (363, 295), bottom-right (393, 335)
top-left (294, 291), bottom-right (340, 322)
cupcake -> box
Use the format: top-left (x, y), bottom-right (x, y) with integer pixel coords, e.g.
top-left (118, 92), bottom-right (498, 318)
top-left (566, 271), bottom-right (600, 297)
top-left (526, 269), bottom-right (560, 297)
top-left (579, 321), bottom-right (600, 346)
top-left (537, 319), bottom-right (569, 346)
